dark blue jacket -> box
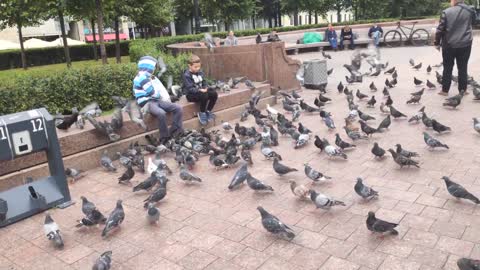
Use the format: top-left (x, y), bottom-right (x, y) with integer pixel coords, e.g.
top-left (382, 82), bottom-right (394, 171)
top-left (324, 29), bottom-right (337, 41)
top-left (182, 69), bottom-right (208, 96)
top-left (368, 26), bottom-right (384, 38)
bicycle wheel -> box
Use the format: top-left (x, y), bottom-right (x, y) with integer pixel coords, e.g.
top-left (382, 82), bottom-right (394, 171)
top-left (383, 30), bottom-right (403, 47)
top-left (410, 28), bottom-right (430, 46)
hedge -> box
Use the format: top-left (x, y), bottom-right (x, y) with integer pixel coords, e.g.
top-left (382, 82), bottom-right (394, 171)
top-left (129, 16), bottom-right (431, 61)
top-left (0, 51), bottom-right (190, 115)
top-left (0, 41), bottom-right (130, 71)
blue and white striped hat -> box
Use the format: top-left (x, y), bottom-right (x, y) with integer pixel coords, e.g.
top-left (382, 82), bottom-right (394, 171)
top-left (137, 56), bottom-right (157, 73)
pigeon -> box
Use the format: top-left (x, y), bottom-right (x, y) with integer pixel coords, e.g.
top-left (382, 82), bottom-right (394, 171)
top-left (302, 100), bottom-right (321, 112)
top-left (385, 79), bottom-right (394, 88)
top-left (56, 108), bottom-right (79, 130)
top-left (356, 89), bottom-right (368, 100)
top-left (245, 79), bottom-right (256, 90)
top-left (324, 139), bottom-right (348, 159)
top-left (413, 62), bottom-right (422, 70)
top-left (124, 100), bottom-right (147, 130)
top-left (442, 176), bottom-right (480, 204)
top-left (370, 69), bottom-right (381, 76)
top-left (377, 115), bottom-right (391, 131)
top-left (395, 144), bottom-right (419, 158)
top-left (443, 93), bottom-right (463, 109)
top-left (320, 111), bottom-right (336, 130)
top-left (423, 132), bottom-right (449, 149)
top-left (388, 149), bottom-right (420, 168)
top-left (318, 94), bottom-right (331, 103)
top-left (337, 82), bottom-right (344, 93)
top-left (422, 111), bottom-right (433, 128)
top-left (473, 118), bottom-right (480, 134)
top-left (383, 87), bottom-right (390, 98)
top-left (146, 203), bottom-right (160, 224)
top-left (369, 82), bottom-right (378, 92)
top-left (327, 68), bottom-right (334, 76)
top-left (261, 145), bottom-right (282, 160)
top-left (273, 158), bottom-right (298, 175)
top-left (228, 163), bottom-right (249, 190)
top-left (118, 166), bottom-right (135, 185)
top-left (380, 102), bottom-right (390, 114)
top-left (431, 119), bottom-right (451, 133)
top-left (314, 136), bottom-right (326, 152)
top-left (426, 65), bottom-right (432, 73)
top-left (390, 78), bottom-right (398, 86)
top-left (241, 147), bottom-right (253, 165)
top-left (179, 164), bottom-right (202, 183)
top-left (384, 67), bottom-right (395, 74)
top-left (92, 251), bottom-right (112, 270)
top-left (389, 105), bottom-right (407, 119)
top-left (344, 126), bottom-right (366, 141)
top-left (367, 96), bottom-right (376, 107)
top-left (221, 121), bottom-right (233, 131)
top-left (295, 133), bottom-right (310, 149)
top-left (366, 211), bottom-right (399, 235)
top-left (426, 80), bottom-right (436, 89)
top-left (100, 151), bottom-right (116, 172)
top-left (322, 51), bottom-right (332, 59)
top-left (80, 196), bottom-right (96, 216)
top-left (436, 71), bottom-right (443, 84)
top-left (246, 174), bottom-right (273, 191)
top-left (298, 123), bottom-right (311, 134)
top-left (133, 174), bottom-right (160, 192)
top-left (309, 190), bottom-right (346, 210)
top-left (44, 213), bottom-right (64, 249)
top-left (102, 200), bottom-right (125, 237)
top-left (335, 133), bottom-right (356, 150)
top-left (391, 70), bottom-right (398, 79)
top-left (371, 142), bottom-right (386, 158)
top-left (409, 59), bottom-right (415, 66)
top-left (359, 120), bottom-right (377, 136)
top-left (257, 206), bottom-right (295, 240)
top-left (304, 163), bottom-right (331, 182)
top-left (406, 94), bottom-right (422, 104)
top-left (457, 258), bottom-right (480, 270)
top-left (414, 77), bottom-right (423, 86)
top-left (473, 87), bottom-right (480, 100)
top-left (386, 96), bottom-right (393, 106)
top-left (76, 208), bottom-right (107, 228)
top-left (143, 181), bottom-right (167, 208)
top-left (65, 168), bottom-right (85, 183)
top-left (355, 177), bottom-right (379, 200)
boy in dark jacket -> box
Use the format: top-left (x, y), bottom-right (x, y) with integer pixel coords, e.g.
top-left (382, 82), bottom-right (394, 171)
top-left (182, 54), bottom-right (218, 125)
top-left (340, 25), bottom-right (355, 50)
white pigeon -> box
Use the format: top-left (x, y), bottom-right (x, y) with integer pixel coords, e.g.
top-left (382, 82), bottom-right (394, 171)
top-left (266, 104), bottom-right (278, 117)
top-left (147, 157), bottom-right (158, 175)
top-left (325, 145), bottom-right (348, 159)
top-left (44, 213), bottom-right (64, 249)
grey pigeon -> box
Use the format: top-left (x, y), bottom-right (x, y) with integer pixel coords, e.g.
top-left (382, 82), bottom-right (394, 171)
top-left (102, 200), bottom-right (125, 237)
top-left (221, 120), bottom-right (233, 131)
top-left (309, 189), bottom-right (346, 210)
top-left (388, 149), bottom-right (420, 168)
top-left (124, 100), bottom-right (147, 130)
top-left (395, 144), bottom-right (418, 158)
top-left (443, 93), bottom-right (463, 109)
top-left (355, 178), bottom-right (379, 200)
top-left (179, 164), bottom-right (202, 183)
top-left (371, 142), bottom-right (386, 158)
top-left (304, 163), bottom-right (331, 182)
top-left (406, 94), bottom-right (422, 104)
top-left (426, 80), bottom-right (436, 89)
top-left (257, 206), bottom-right (295, 239)
top-left (295, 133), bottom-right (310, 149)
top-left (473, 118), bottom-right (480, 134)
top-left (431, 119), bottom-right (451, 133)
top-left (335, 133), bottom-right (356, 150)
top-left (377, 115), bottom-right (391, 131)
top-left (359, 120), bottom-right (377, 136)
top-left (147, 203), bottom-right (160, 224)
top-left (80, 196), bottom-right (96, 216)
top-left (241, 147), bottom-right (253, 165)
top-left (44, 213), bottom-right (64, 249)
top-left (366, 211), bottom-right (398, 235)
top-left (423, 132), bottom-right (449, 149)
top-left (324, 139), bottom-right (348, 159)
top-left (422, 111), bottom-right (433, 128)
top-left (442, 176), bottom-right (480, 204)
top-left (261, 145), bottom-right (282, 160)
top-left (143, 181), bottom-right (167, 208)
top-left (457, 258), bottom-right (480, 270)
top-left (273, 158), bottom-right (298, 175)
top-left (414, 77), bottom-right (423, 85)
top-left (228, 163), bottom-right (249, 190)
top-left (100, 151), bottom-right (116, 172)
top-left (320, 111), bottom-right (335, 129)
top-left (65, 168), bottom-right (85, 182)
top-left (133, 174), bottom-right (160, 192)
top-left (389, 105), bottom-right (407, 119)
top-left (118, 166), bottom-right (135, 185)
top-left (92, 251), bottom-right (112, 270)
top-left (76, 208), bottom-right (107, 228)
top-left (246, 174), bottom-right (273, 191)
top-left (413, 62), bottom-right (422, 70)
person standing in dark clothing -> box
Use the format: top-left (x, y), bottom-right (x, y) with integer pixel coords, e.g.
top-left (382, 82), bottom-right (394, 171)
top-left (340, 25), bottom-right (355, 50)
top-left (435, 0), bottom-right (476, 96)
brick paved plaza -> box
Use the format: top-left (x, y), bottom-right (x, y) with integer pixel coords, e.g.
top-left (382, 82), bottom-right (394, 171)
top-left (0, 40), bottom-right (479, 270)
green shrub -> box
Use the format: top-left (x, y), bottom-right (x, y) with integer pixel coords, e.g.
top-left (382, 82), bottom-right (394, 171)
top-left (0, 41), bottom-right (130, 71)
top-left (0, 51), bottom-right (189, 115)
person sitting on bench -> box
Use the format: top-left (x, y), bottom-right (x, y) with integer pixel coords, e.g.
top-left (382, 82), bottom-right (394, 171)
top-left (340, 25), bottom-right (355, 50)
top-left (324, 24), bottom-right (338, 51)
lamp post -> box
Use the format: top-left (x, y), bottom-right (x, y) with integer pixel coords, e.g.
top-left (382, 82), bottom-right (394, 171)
top-left (194, 0), bottom-right (201, 33)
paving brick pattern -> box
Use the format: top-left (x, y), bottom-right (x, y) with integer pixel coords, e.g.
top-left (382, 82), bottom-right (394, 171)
top-left (0, 40), bottom-right (479, 269)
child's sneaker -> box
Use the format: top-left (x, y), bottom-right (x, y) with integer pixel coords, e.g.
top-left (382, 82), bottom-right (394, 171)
top-left (198, 112), bottom-right (208, 126)
top-left (207, 111), bottom-right (216, 122)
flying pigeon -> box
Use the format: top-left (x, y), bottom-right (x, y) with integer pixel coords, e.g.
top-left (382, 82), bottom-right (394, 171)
top-left (257, 206), bottom-right (295, 239)
top-left (366, 211), bottom-right (398, 235)
top-left (44, 213), bottom-right (64, 249)
top-left (442, 176), bottom-right (480, 204)
top-left (92, 251), bottom-right (112, 270)
top-left (309, 190), bottom-right (346, 210)
top-left (102, 200), bottom-right (125, 237)
top-left (423, 132), bottom-right (449, 149)
top-left (355, 178), bottom-right (379, 200)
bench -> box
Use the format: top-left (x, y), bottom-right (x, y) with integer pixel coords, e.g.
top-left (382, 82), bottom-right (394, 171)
top-left (0, 84), bottom-right (277, 190)
top-left (285, 38), bottom-right (373, 55)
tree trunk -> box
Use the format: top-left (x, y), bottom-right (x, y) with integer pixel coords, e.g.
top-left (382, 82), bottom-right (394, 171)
top-left (337, 7), bottom-right (342, 23)
top-left (17, 22), bottom-right (27, 70)
top-left (95, 0), bottom-right (107, 64)
top-left (308, 11), bottom-right (312, 24)
top-left (193, 0), bottom-right (201, 33)
top-left (315, 11), bottom-right (318, 24)
top-left (224, 22), bottom-right (229, 31)
top-left (58, 8), bottom-right (71, 68)
top-left (114, 16), bottom-right (121, 64)
top-left (276, 2), bottom-right (282, 27)
top-left (90, 18), bottom-right (98, 61)
top-left (252, 16), bottom-right (256, 29)
top-left (293, 10), bottom-right (299, 26)
top-left (268, 17), bottom-right (273, 28)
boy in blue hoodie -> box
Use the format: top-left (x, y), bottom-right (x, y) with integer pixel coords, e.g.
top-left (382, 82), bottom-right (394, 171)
top-left (133, 56), bottom-right (183, 144)
top-left (182, 54), bottom-right (218, 125)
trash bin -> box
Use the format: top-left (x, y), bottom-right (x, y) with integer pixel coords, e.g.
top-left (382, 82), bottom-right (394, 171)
top-left (303, 59), bottom-right (328, 90)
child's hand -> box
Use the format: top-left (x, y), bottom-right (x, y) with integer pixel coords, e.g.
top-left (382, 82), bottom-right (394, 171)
top-left (200, 88), bottom-right (208, 93)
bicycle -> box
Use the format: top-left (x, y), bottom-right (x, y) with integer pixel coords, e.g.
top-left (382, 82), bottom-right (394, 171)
top-left (383, 21), bottom-right (430, 47)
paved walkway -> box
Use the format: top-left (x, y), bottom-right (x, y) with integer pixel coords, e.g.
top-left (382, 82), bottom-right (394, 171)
top-left (1, 41), bottom-right (480, 270)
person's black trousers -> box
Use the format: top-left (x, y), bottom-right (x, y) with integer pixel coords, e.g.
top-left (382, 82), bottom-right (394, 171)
top-left (186, 89), bottom-right (218, 113)
top-left (442, 45), bottom-right (471, 94)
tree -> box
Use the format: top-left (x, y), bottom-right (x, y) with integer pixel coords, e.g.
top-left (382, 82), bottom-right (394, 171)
top-left (45, 0), bottom-right (71, 67)
top-left (67, 0), bottom-right (98, 61)
top-left (95, 0), bottom-right (107, 64)
top-left (173, 0), bottom-right (195, 33)
top-left (201, 0), bottom-right (255, 31)
top-left (0, 0), bottom-right (48, 69)
top-left (130, 0), bottom-right (174, 38)
top-left (281, 0), bottom-right (302, 26)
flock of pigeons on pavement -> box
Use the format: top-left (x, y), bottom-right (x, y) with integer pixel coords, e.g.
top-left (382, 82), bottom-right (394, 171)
top-left (42, 47), bottom-right (480, 269)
